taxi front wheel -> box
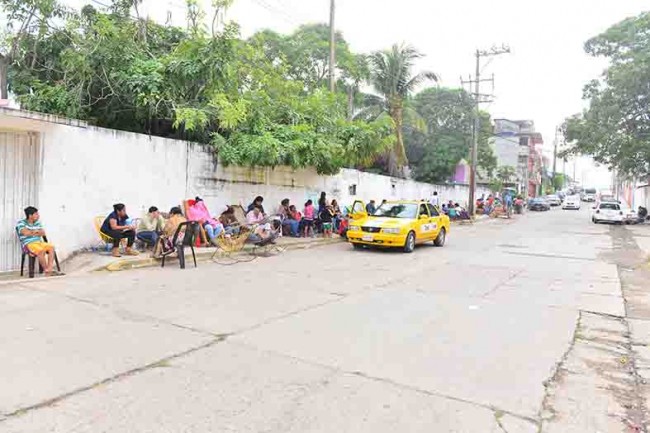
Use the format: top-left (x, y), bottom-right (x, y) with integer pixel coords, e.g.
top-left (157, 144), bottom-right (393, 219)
top-left (403, 231), bottom-right (416, 253)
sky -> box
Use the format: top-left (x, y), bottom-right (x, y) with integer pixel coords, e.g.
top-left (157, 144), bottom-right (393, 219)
top-left (64, 0), bottom-right (649, 188)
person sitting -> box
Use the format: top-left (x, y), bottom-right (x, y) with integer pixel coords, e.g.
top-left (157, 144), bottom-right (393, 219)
top-left (101, 203), bottom-right (139, 257)
top-left (219, 206), bottom-right (240, 235)
top-left (277, 198), bottom-right (300, 237)
top-left (158, 207), bottom-right (187, 257)
top-left (244, 205), bottom-right (276, 245)
top-left (247, 205), bottom-right (266, 225)
top-left (303, 199), bottom-right (316, 237)
top-left (16, 206), bottom-right (63, 276)
top-left (441, 204), bottom-right (448, 214)
top-left (247, 196), bottom-right (265, 214)
top-left (187, 197), bottom-right (223, 246)
top-left (137, 206), bottom-right (165, 250)
top-left (455, 203), bottom-right (470, 220)
top-left (366, 200), bottom-right (376, 214)
top-left (447, 205), bottom-right (458, 219)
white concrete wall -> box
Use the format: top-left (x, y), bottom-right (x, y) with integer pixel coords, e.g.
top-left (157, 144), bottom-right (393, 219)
top-left (0, 109), bottom-right (489, 265)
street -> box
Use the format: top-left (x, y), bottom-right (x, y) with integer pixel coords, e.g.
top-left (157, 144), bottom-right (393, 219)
top-left (1, 207), bottom-right (649, 432)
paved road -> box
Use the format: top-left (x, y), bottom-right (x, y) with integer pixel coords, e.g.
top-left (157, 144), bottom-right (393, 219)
top-left (1, 207), bottom-right (649, 432)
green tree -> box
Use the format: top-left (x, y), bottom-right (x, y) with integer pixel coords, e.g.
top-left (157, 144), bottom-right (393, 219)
top-left (362, 44), bottom-right (438, 177)
top-left (562, 12), bottom-right (650, 177)
top-left (404, 87), bottom-right (496, 183)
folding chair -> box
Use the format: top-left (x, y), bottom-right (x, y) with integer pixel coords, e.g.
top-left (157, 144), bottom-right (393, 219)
top-left (161, 221), bottom-right (199, 269)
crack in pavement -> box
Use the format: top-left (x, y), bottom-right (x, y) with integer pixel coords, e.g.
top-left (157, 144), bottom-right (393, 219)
top-left (503, 251), bottom-right (598, 262)
top-left (0, 336), bottom-right (227, 422)
top-left (536, 311), bottom-right (582, 431)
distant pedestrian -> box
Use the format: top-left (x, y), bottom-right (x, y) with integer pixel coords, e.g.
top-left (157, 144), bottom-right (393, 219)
top-left (430, 191), bottom-right (440, 208)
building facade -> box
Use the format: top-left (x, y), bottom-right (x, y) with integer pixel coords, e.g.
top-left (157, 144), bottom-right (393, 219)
top-left (492, 119), bottom-right (544, 197)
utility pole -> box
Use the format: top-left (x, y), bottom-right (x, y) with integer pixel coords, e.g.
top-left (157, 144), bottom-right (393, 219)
top-left (552, 126), bottom-right (558, 191)
top-left (462, 45), bottom-right (510, 217)
top-left (328, 0), bottom-right (336, 92)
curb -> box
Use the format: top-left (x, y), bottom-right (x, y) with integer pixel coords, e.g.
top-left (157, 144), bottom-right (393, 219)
top-left (101, 237), bottom-right (344, 272)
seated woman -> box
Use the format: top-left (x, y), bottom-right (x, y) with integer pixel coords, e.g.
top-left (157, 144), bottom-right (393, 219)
top-left (246, 206), bottom-right (276, 245)
top-left (447, 205), bottom-right (458, 219)
top-left (187, 197), bottom-right (224, 246)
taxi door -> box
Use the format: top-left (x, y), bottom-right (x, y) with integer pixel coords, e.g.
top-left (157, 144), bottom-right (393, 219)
top-left (416, 203), bottom-right (435, 241)
top-left (424, 203), bottom-right (442, 240)
top-left (349, 200), bottom-right (368, 220)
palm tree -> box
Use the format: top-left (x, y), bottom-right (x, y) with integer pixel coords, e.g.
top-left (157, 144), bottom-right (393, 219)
top-left (360, 44), bottom-right (438, 177)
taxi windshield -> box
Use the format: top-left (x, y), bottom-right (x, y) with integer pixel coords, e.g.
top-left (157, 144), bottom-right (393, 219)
top-left (373, 203), bottom-right (418, 219)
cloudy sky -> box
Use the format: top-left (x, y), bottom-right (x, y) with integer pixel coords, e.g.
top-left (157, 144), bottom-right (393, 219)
top-left (65, 0), bottom-right (648, 187)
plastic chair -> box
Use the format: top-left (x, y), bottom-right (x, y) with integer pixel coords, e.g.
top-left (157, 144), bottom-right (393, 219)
top-left (16, 228), bottom-right (61, 278)
top-left (161, 221), bottom-right (199, 269)
top-left (94, 215), bottom-right (127, 249)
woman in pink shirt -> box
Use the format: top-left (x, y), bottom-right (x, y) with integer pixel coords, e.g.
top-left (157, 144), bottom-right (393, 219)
top-left (303, 199), bottom-right (315, 237)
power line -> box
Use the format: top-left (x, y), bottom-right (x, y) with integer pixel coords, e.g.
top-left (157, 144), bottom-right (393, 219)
top-left (250, 0), bottom-right (299, 25)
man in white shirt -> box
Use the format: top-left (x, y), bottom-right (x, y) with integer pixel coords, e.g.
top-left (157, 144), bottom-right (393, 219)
top-left (430, 192), bottom-right (440, 208)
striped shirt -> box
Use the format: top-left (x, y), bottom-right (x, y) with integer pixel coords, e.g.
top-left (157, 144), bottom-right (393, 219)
top-left (15, 219), bottom-right (43, 246)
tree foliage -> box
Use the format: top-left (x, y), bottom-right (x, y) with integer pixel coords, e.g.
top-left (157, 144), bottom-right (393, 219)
top-left (404, 87), bottom-right (496, 183)
top-left (563, 12), bottom-right (650, 177)
top-left (1, 0), bottom-right (392, 175)
top-left (360, 44), bottom-right (438, 177)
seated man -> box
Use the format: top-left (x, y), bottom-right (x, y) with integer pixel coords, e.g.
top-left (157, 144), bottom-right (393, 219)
top-left (137, 206), bottom-right (165, 249)
top-left (16, 206), bottom-right (63, 276)
top-left (101, 203), bottom-right (139, 257)
top-left (277, 198), bottom-right (299, 237)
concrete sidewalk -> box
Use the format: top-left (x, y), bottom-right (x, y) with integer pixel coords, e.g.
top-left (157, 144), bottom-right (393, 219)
top-left (0, 235), bottom-right (343, 284)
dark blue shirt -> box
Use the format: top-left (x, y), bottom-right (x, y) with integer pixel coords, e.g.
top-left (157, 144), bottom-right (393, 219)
top-left (101, 211), bottom-right (128, 233)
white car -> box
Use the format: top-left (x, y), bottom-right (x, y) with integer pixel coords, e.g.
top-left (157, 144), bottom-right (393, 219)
top-left (562, 195), bottom-right (581, 210)
top-left (545, 195), bottom-right (562, 206)
top-left (592, 202), bottom-right (624, 224)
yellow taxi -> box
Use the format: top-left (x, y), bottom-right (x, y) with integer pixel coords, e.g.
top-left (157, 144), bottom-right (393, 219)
top-left (346, 200), bottom-right (450, 253)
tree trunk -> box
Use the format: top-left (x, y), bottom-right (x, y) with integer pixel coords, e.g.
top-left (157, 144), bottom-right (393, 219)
top-left (388, 102), bottom-right (407, 177)
top-left (0, 56), bottom-right (8, 100)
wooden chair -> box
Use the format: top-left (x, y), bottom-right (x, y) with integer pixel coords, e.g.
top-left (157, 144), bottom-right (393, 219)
top-left (16, 229), bottom-right (61, 278)
top-left (161, 221), bottom-right (199, 269)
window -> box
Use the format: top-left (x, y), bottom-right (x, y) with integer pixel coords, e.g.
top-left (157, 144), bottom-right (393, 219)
top-left (373, 203), bottom-right (418, 219)
top-left (419, 204), bottom-right (429, 217)
top-left (519, 137), bottom-right (529, 147)
top-left (599, 203), bottom-right (620, 211)
top-left (348, 184), bottom-right (357, 195)
top-left (426, 203), bottom-right (439, 216)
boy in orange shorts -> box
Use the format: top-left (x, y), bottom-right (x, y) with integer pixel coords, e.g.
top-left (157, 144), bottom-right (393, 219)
top-left (16, 206), bottom-right (62, 276)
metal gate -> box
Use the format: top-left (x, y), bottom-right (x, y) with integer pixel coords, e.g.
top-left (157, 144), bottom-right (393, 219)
top-left (0, 132), bottom-right (41, 272)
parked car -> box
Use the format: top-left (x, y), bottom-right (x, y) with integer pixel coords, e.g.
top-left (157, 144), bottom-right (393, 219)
top-left (528, 198), bottom-right (550, 211)
top-left (545, 194), bottom-right (562, 206)
top-left (592, 202), bottom-right (624, 224)
top-left (346, 200), bottom-right (450, 253)
top-left (562, 195), bottom-right (581, 210)
top-left (582, 188), bottom-right (597, 202)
